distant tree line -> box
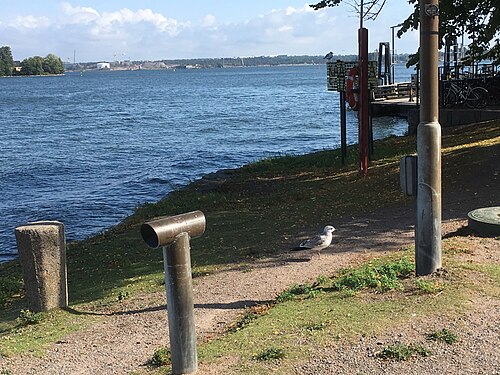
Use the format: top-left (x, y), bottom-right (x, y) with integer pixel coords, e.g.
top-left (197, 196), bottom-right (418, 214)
top-left (159, 53), bottom-right (410, 69)
top-left (0, 46), bottom-right (64, 76)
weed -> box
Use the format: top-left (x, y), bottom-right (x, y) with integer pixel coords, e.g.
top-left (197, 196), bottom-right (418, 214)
top-left (377, 343), bottom-right (431, 361)
top-left (275, 290), bottom-right (295, 303)
top-left (334, 258), bottom-right (414, 293)
top-left (427, 328), bottom-right (458, 344)
top-left (254, 347), bottom-right (286, 361)
top-left (16, 310), bottom-right (44, 326)
top-left (276, 283), bottom-right (317, 302)
top-left (151, 347), bottom-right (171, 366)
top-left (415, 279), bottom-right (444, 294)
top-left (315, 275), bottom-right (330, 286)
top-left (1, 369), bottom-right (12, 375)
top-left (117, 290), bottom-right (129, 302)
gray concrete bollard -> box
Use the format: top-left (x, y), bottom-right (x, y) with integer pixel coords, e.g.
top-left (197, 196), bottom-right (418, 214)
top-left (15, 221), bottom-right (68, 312)
top-left (141, 210), bottom-right (205, 375)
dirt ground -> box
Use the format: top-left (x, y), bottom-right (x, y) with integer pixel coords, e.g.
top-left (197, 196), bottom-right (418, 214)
top-left (1, 141), bottom-right (498, 374)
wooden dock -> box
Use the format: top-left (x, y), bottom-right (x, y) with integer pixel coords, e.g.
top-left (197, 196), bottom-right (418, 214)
top-left (371, 96), bottom-right (500, 134)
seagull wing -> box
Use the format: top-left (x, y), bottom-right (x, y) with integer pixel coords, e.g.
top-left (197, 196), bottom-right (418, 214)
top-left (300, 234), bottom-right (328, 249)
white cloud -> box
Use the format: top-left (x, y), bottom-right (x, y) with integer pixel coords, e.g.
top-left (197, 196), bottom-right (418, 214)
top-left (9, 15), bottom-right (50, 30)
top-left (61, 2), bottom-right (100, 24)
top-left (0, 2), bottom-right (419, 61)
top-left (202, 14), bottom-right (217, 28)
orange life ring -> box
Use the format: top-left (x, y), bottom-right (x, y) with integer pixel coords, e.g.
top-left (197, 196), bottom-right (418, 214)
top-left (346, 65), bottom-right (360, 111)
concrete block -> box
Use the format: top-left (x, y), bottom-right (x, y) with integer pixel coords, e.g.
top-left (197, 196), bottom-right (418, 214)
top-left (15, 221), bottom-right (68, 312)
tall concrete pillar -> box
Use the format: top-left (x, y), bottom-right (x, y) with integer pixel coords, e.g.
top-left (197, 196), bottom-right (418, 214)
top-left (15, 221), bottom-right (68, 312)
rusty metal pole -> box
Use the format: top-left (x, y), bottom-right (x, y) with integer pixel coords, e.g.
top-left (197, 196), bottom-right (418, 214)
top-left (340, 91), bottom-right (347, 164)
top-left (416, 0), bottom-right (442, 275)
top-left (358, 27), bottom-right (369, 175)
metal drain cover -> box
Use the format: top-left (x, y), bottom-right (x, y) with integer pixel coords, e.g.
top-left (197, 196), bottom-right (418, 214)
top-left (467, 207), bottom-right (500, 236)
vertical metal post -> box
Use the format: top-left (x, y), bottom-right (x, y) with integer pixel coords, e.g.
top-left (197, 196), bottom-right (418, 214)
top-left (390, 23), bottom-right (403, 84)
top-left (368, 94), bottom-right (374, 159)
top-left (358, 27), bottom-right (369, 175)
top-left (391, 26), bottom-right (396, 84)
top-left (416, 0), bottom-right (442, 276)
top-left (340, 91), bottom-right (347, 164)
top-left (163, 233), bottom-right (197, 374)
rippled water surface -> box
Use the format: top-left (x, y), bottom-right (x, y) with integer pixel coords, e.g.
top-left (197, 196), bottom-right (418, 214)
top-left (0, 65), bottom-right (412, 262)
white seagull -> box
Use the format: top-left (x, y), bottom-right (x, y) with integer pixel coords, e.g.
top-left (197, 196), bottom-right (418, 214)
top-left (296, 225), bottom-right (336, 257)
top-left (323, 51), bottom-right (334, 60)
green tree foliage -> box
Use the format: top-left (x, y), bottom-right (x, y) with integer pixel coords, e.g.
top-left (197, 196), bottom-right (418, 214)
top-left (42, 54), bottom-right (65, 74)
top-left (20, 56), bottom-right (45, 75)
top-left (0, 46), bottom-right (14, 76)
top-left (20, 54), bottom-right (65, 75)
top-left (398, 0), bottom-right (499, 65)
top-left (310, 0), bottom-right (499, 65)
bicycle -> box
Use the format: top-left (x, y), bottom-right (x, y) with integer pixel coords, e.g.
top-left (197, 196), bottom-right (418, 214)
top-left (442, 80), bottom-right (488, 109)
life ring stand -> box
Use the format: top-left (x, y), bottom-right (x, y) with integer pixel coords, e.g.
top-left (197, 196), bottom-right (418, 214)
top-left (346, 65), bottom-right (360, 111)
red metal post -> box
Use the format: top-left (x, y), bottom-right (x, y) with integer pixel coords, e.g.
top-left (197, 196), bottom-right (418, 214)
top-left (358, 27), bottom-right (369, 175)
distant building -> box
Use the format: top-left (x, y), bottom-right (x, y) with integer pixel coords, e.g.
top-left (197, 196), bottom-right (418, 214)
top-left (96, 62), bottom-right (110, 70)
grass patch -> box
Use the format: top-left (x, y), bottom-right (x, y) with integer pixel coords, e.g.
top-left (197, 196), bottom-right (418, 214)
top-left (376, 343), bottom-right (432, 361)
top-left (253, 347), bottom-right (286, 361)
top-left (198, 242), bottom-right (499, 373)
top-left (427, 328), bottom-right (459, 344)
top-left (16, 310), bottom-right (44, 326)
top-left (151, 347), bottom-right (171, 367)
top-left (333, 258), bottom-right (414, 293)
top-left (415, 279), bottom-right (445, 294)
top-left (0, 308), bottom-right (100, 357)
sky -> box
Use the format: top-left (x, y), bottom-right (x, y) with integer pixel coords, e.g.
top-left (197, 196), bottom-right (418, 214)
top-left (0, 0), bottom-right (419, 62)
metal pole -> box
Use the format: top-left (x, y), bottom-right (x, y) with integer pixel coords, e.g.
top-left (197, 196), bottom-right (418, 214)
top-left (390, 23), bottom-right (403, 85)
top-left (340, 91), bottom-right (347, 164)
top-left (416, 0), bottom-right (442, 276)
top-left (391, 27), bottom-right (395, 84)
top-left (358, 27), bottom-right (369, 175)
top-left (164, 233), bottom-right (197, 374)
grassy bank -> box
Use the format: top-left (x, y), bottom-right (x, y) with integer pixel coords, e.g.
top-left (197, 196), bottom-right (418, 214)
top-left (0, 120), bottom-right (499, 358)
top-left (192, 238), bottom-right (499, 374)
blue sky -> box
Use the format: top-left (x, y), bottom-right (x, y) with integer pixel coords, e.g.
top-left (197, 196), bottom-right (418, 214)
top-left (0, 1), bottom-right (419, 62)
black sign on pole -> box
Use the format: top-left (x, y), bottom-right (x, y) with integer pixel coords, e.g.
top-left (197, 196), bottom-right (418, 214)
top-left (326, 60), bottom-right (378, 165)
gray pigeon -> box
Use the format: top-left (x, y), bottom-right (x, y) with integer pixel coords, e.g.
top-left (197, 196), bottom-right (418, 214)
top-left (324, 51), bottom-right (334, 60)
top-left (297, 225), bottom-right (336, 257)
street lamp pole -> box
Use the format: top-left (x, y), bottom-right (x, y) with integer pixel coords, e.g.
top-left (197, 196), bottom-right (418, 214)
top-left (416, 0), bottom-right (442, 276)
